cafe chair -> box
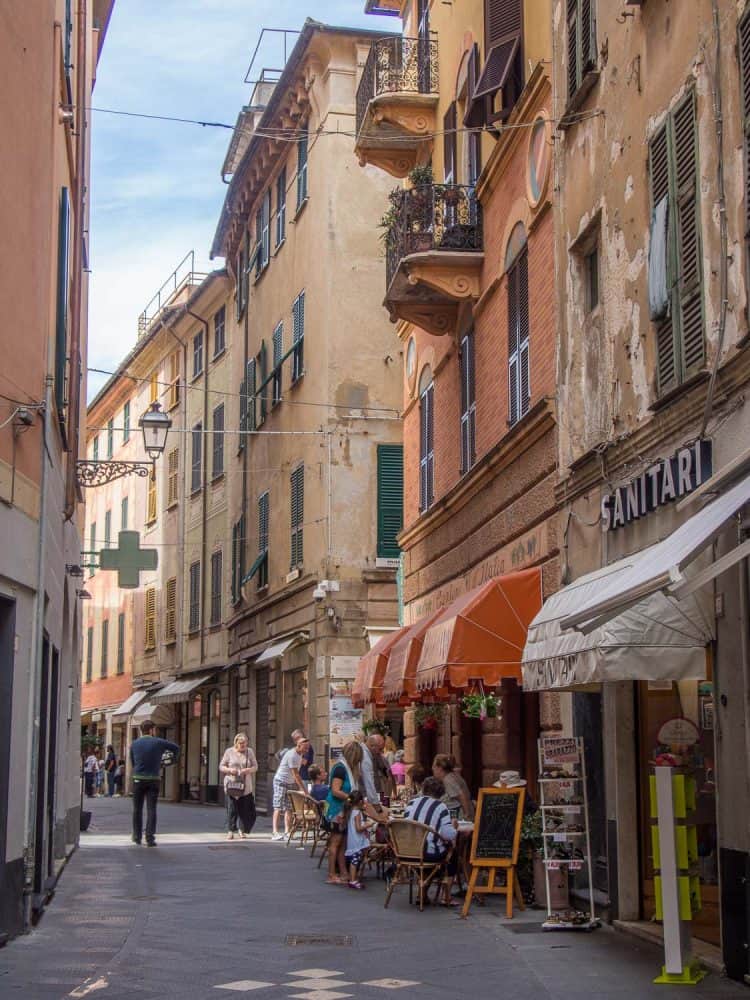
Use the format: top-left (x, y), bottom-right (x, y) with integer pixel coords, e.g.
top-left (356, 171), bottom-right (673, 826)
top-left (286, 791), bottom-right (322, 851)
top-left (308, 798), bottom-right (330, 861)
top-left (384, 819), bottom-right (445, 912)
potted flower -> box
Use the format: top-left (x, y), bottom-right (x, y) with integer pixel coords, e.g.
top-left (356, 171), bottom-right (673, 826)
top-left (414, 703), bottom-right (444, 731)
top-left (460, 692), bottom-right (500, 720)
top-left (362, 718), bottom-right (390, 738)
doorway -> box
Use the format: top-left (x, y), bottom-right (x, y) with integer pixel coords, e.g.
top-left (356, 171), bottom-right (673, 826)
top-left (255, 668), bottom-right (270, 811)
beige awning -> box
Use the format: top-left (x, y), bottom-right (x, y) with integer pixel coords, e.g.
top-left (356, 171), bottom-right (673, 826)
top-left (111, 690), bottom-right (149, 721)
top-left (256, 633), bottom-right (307, 665)
top-left (150, 674), bottom-right (214, 705)
top-left (132, 697), bottom-right (174, 727)
top-left (521, 555), bottom-right (713, 692)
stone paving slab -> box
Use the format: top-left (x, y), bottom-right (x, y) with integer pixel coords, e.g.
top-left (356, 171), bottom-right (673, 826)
top-left (0, 797), bottom-right (746, 1000)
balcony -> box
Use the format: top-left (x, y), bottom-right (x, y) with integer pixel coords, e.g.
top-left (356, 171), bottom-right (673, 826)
top-left (384, 184), bottom-right (483, 336)
top-left (355, 35), bottom-right (439, 178)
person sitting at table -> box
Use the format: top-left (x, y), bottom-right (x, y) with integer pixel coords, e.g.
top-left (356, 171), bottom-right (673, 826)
top-left (406, 763), bottom-right (426, 797)
top-left (404, 776), bottom-right (459, 906)
top-left (432, 754), bottom-right (475, 821)
top-left (307, 765), bottom-right (329, 802)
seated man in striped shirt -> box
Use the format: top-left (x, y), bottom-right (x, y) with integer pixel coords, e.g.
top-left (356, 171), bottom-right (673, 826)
top-left (404, 776), bottom-right (459, 905)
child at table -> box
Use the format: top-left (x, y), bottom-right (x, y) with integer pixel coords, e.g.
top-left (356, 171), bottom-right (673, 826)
top-left (344, 791), bottom-right (373, 890)
top-left (307, 765), bottom-right (329, 803)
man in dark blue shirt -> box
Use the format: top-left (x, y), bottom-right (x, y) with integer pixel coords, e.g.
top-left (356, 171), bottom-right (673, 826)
top-left (129, 721), bottom-right (180, 846)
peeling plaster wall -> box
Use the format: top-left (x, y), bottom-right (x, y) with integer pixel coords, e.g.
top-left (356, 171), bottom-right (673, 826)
top-left (554, 0), bottom-right (750, 473)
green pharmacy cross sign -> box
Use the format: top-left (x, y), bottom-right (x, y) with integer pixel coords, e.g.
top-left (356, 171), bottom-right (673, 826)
top-left (98, 531), bottom-right (158, 588)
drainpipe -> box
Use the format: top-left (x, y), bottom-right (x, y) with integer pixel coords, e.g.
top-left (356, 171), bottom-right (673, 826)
top-left (737, 518), bottom-right (750, 809)
top-left (64, 0), bottom-right (88, 521)
top-left (186, 307), bottom-right (210, 666)
top-left (24, 376), bottom-right (53, 923)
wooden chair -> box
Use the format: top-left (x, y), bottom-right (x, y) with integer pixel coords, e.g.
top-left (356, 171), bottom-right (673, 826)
top-left (286, 791), bottom-right (321, 850)
top-left (384, 819), bottom-right (446, 912)
top-left (308, 798), bottom-right (330, 860)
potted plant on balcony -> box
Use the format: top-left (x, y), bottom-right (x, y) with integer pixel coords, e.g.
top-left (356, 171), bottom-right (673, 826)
top-left (414, 703), bottom-right (444, 731)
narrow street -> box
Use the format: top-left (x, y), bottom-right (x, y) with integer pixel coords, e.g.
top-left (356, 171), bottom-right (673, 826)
top-left (0, 800), bottom-right (745, 1000)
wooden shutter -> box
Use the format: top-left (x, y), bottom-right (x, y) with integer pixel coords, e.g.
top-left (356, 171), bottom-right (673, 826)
top-left (101, 619), bottom-right (109, 678)
top-left (55, 188), bottom-right (70, 414)
top-left (486, 0), bottom-right (522, 48)
top-left (377, 444), bottom-right (404, 558)
top-left (649, 124), bottom-right (676, 393)
top-left (297, 125), bottom-right (309, 207)
top-left (419, 383), bottom-right (434, 510)
top-left (443, 103), bottom-right (457, 183)
top-left (292, 291), bottom-right (305, 382)
top-left (464, 43), bottom-right (485, 128)
top-left (518, 249), bottom-right (530, 417)
top-left (740, 11), bottom-right (750, 283)
top-left (189, 562), bottom-right (200, 632)
top-left (567, 0), bottom-right (579, 96)
top-left (117, 613), bottom-right (125, 673)
top-left (259, 491), bottom-right (269, 587)
top-left (290, 465), bottom-right (304, 567)
top-left (191, 423), bottom-right (202, 492)
top-left (673, 92), bottom-right (703, 376)
top-left (86, 627), bottom-right (93, 681)
top-left (144, 587), bottom-right (156, 650)
top-left (272, 323), bottom-right (283, 404)
top-left (460, 332), bottom-right (477, 473)
top-left (147, 470), bottom-right (157, 523)
top-left (508, 259), bottom-right (520, 425)
top-left (168, 352), bottom-right (180, 409)
top-left (165, 577), bottom-right (176, 641)
top-left (210, 551), bottom-right (222, 625)
top-left (239, 377), bottom-right (247, 450)
top-left (247, 358), bottom-right (257, 432)
top-left (212, 404), bottom-right (224, 479)
top-left (231, 521), bottom-right (239, 604)
top-left (167, 448), bottom-right (179, 505)
top-left (258, 340), bottom-right (268, 424)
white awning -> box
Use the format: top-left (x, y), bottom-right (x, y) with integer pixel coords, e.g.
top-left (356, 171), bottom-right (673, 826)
top-left (562, 473), bottom-right (750, 633)
top-left (521, 554), bottom-right (713, 692)
top-left (132, 697), bottom-right (174, 727)
top-left (111, 690), bottom-right (149, 721)
top-left (150, 674), bottom-right (214, 705)
top-left (256, 633), bottom-right (307, 664)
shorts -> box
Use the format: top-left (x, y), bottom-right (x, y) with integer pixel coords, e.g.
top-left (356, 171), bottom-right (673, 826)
top-left (345, 849), bottom-right (365, 869)
top-left (272, 780), bottom-right (295, 811)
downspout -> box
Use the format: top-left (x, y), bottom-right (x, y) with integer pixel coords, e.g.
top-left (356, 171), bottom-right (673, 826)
top-left (737, 517), bottom-right (750, 821)
top-left (187, 307), bottom-right (210, 666)
top-left (24, 376), bottom-right (53, 922)
top-left (64, 0), bottom-right (88, 520)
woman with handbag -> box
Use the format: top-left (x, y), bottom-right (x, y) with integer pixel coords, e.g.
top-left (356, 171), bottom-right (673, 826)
top-left (220, 733), bottom-right (258, 840)
top-left (324, 740), bottom-right (363, 884)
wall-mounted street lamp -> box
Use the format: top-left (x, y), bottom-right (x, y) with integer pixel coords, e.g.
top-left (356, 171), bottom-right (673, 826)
top-left (76, 402), bottom-right (172, 488)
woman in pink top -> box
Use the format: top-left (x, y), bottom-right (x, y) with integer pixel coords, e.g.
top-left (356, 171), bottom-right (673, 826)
top-left (390, 749), bottom-right (408, 786)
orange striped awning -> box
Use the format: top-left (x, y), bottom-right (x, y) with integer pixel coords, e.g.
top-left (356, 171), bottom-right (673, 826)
top-left (415, 569), bottom-right (543, 692)
top-left (352, 628), bottom-right (406, 708)
top-left (382, 608), bottom-right (444, 704)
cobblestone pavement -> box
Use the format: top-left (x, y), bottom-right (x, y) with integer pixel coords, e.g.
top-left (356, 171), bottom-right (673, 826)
top-left (0, 798), bottom-right (746, 1000)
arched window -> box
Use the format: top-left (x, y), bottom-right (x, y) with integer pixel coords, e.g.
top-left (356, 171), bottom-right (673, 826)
top-left (418, 367), bottom-right (434, 511)
top-left (505, 223), bottom-right (530, 426)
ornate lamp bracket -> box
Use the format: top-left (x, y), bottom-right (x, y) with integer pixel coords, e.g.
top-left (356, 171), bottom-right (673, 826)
top-left (75, 460), bottom-right (154, 488)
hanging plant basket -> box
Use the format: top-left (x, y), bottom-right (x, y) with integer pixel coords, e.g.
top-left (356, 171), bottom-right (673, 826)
top-left (460, 684), bottom-right (501, 720)
top-left (414, 703), bottom-right (444, 731)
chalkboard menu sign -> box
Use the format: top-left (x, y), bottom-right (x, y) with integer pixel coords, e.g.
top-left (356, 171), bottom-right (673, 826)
top-left (469, 787), bottom-right (525, 866)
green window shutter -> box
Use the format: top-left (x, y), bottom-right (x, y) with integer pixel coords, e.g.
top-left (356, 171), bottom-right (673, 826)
top-left (101, 619), bottom-right (109, 678)
top-left (123, 400), bottom-right (130, 442)
top-left (259, 491), bottom-right (269, 587)
top-left (377, 444), bottom-right (403, 559)
top-left (231, 522), bottom-right (238, 604)
top-left (86, 626), bottom-right (93, 682)
top-left (290, 465), bottom-right (304, 567)
top-left (117, 612), bottom-right (125, 674)
top-left (258, 340), bottom-right (268, 424)
top-left (247, 359), bottom-right (257, 431)
top-left (649, 123), bottom-right (678, 395)
top-left (673, 91), bottom-right (704, 376)
top-left (239, 378), bottom-right (247, 451)
top-left (55, 189), bottom-right (70, 416)
top-left (741, 11), bottom-right (750, 292)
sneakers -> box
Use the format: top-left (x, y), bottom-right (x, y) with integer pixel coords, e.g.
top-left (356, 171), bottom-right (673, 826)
top-left (131, 835), bottom-right (141, 845)
top-left (146, 839), bottom-right (157, 847)
top-left (271, 832), bottom-right (285, 841)
top-left (240, 832), bottom-right (250, 839)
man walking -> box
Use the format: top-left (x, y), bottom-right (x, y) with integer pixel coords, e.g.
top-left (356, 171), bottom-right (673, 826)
top-left (360, 734), bottom-right (388, 817)
top-left (129, 721), bottom-right (179, 846)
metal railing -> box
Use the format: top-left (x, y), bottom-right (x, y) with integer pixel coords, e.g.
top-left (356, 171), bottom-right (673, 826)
top-left (137, 251), bottom-right (208, 337)
top-left (356, 35), bottom-right (439, 137)
top-left (385, 184), bottom-right (483, 292)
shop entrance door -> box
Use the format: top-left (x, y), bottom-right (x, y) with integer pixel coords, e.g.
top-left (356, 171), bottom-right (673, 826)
top-left (573, 691), bottom-right (608, 894)
top-left (255, 668), bottom-right (270, 811)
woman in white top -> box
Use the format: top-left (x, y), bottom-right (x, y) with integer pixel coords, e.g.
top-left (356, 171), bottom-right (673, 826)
top-left (219, 733), bottom-right (258, 840)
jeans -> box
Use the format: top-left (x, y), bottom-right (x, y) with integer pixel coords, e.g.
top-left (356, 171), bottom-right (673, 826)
top-left (226, 792), bottom-right (256, 834)
top-left (106, 771), bottom-right (116, 796)
top-left (132, 779), bottom-right (160, 843)
top-left (84, 772), bottom-right (95, 797)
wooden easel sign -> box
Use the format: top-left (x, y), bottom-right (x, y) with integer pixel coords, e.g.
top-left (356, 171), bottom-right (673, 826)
top-left (461, 786), bottom-right (526, 919)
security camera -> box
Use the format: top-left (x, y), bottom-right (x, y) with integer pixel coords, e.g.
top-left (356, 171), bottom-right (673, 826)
top-left (313, 585), bottom-right (326, 602)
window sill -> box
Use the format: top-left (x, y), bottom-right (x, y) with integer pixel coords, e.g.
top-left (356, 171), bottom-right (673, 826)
top-left (208, 621), bottom-right (222, 632)
top-left (211, 472), bottom-right (225, 486)
top-left (271, 398), bottom-right (282, 410)
top-left (166, 500), bottom-right (178, 511)
top-left (144, 646), bottom-right (156, 653)
top-left (290, 372), bottom-right (305, 388)
top-left (648, 369), bottom-right (710, 413)
top-left (191, 372), bottom-right (204, 385)
top-left (253, 263), bottom-right (270, 286)
top-left (558, 70), bottom-right (600, 130)
top-left (145, 518), bottom-right (157, 528)
top-left (293, 196), bottom-right (309, 222)
top-left (212, 347), bottom-right (226, 362)
top-left (190, 487), bottom-right (202, 498)
top-left (273, 238), bottom-right (286, 256)
top-left (187, 628), bottom-right (200, 638)
top-left (164, 637), bottom-right (177, 646)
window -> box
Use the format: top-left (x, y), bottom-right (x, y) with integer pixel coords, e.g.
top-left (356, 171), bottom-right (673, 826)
top-left (272, 323), bottom-right (283, 405)
top-left (147, 470), bottom-right (157, 524)
top-left (89, 521), bottom-right (96, 577)
top-left (460, 331), bottom-right (477, 473)
top-left (116, 613), bottom-right (125, 674)
top-left (567, 0), bottom-right (597, 100)
top-left (377, 444), bottom-right (403, 559)
top-left (275, 167), bottom-right (287, 247)
top-left (104, 509), bottom-right (112, 548)
top-left (191, 422), bottom-right (202, 493)
top-left (150, 371), bottom-right (159, 404)
top-left (121, 495), bottom-right (128, 531)
top-left (213, 305), bottom-right (226, 358)
top-left (212, 403), bottom-right (225, 480)
top-left (247, 358), bottom-right (257, 433)
top-left (168, 351), bottom-right (180, 408)
top-left (290, 465), bottom-right (304, 568)
top-left (292, 291), bottom-right (305, 384)
top-left (507, 238), bottom-right (530, 426)
top-left (123, 400), bottom-right (130, 442)
top-left (256, 190), bottom-right (271, 276)
top-left (236, 239), bottom-right (248, 320)
top-left (239, 376), bottom-right (247, 452)
top-left (231, 515), bottom-right (245, 605)
top-left (101, 619), bottom-right (109, 678)
top-left (92, 435), bottom-right (99, 462)
top-left (165, 577), bottom-right (177, 642)
top-left (258, 491), bottom-right (269, 588)
top-left (210, 551), bottom-right (222, 625)
top-left (740, 11), bottom-right (750, 299)
top-left (443, 102), bottom-right (457, 184)
top-left (469, 0), bottom-right (523, 126)
top-left (167, 447), bottom-right (179, 505)
top-left (86, 626), bottom-right (93, 682)
top-left (144, 587), bottom-right (156, 650)
top-left (106, 418), bottom-right (114, 458)
top-left (648, 90), bottom-right (703, 395)
top-left (258, 341), bottom-right (268, 425)
top-left (419, 375), bottom-right (435, 511)
top-left (189, 561), bottom-right (201, 633)
top-left (585, 246), bottom-right (599, 312)
top-left (193, 330), bottom-right (204, 378)
top-left (296, 125), bottom-right (309, 208)
top-left (54, 188), bottom-right (70, 416)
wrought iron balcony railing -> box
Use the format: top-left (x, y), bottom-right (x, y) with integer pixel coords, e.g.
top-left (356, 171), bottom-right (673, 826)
top-left (384, 185), bottom-right (483, 292)
top-left (356, 35), bottom-right (439, 138)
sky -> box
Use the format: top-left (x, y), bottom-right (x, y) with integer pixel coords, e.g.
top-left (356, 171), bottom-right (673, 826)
top-left (88, 0), bottom-right (396, 401)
